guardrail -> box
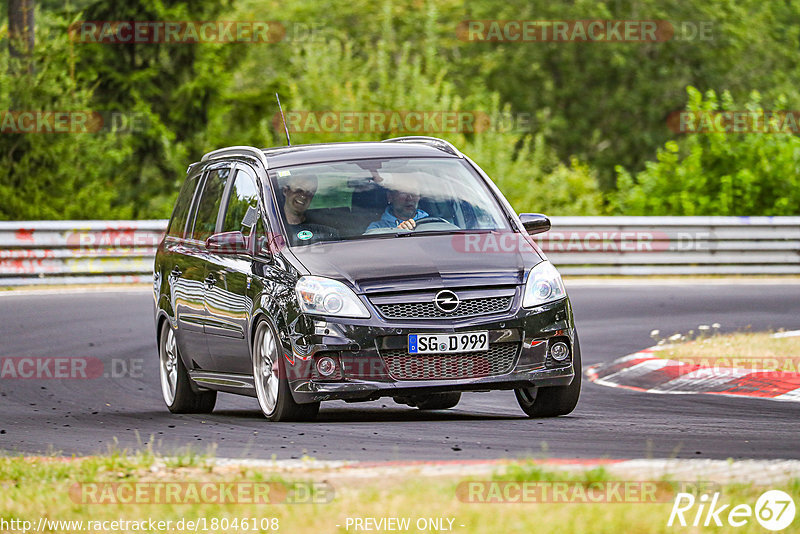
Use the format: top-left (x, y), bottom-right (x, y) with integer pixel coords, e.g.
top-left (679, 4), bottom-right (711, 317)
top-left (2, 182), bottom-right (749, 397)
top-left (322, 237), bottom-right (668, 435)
top-left (0, 220), bottom-right (166, 286)
top-left (0, 217), bottom-right (798, 285)
top-left (545, 216), bottom-right (800, 275)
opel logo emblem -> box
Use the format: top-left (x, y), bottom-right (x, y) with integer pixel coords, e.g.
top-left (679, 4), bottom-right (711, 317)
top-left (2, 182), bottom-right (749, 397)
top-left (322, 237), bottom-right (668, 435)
top-left (434, 290), bottom-right (460, 313)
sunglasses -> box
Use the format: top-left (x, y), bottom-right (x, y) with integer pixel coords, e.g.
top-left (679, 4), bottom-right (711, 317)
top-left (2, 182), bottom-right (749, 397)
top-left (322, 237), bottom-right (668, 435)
top-left (285, 186), bottom-right (316, 199)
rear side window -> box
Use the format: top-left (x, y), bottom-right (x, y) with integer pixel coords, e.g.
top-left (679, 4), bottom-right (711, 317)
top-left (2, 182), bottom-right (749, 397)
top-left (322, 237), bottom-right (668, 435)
top-left (221, 167), bottom-right (260, 234)
top-left (166, 173), bottom-right (200, 238)
top-left (190, 167), bottom-right (231, 241)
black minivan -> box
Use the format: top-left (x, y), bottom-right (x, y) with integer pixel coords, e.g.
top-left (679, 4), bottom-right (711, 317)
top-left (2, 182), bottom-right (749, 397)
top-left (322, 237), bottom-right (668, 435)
top-left (153, 137), bottom-right (581, 421)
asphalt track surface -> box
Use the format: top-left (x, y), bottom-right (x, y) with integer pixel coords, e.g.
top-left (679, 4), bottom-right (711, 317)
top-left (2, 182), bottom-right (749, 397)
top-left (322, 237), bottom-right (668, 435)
top-left (1, 282), bottom-right (798, 461)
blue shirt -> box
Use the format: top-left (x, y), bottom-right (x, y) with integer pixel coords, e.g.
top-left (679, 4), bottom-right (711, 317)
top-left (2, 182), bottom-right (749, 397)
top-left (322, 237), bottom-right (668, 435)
top-left (365, 206), bottom-right (429, 231)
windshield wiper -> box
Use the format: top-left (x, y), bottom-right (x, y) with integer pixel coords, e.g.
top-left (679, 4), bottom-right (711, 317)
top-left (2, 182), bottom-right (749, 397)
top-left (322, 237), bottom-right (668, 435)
top-left (394, 229), bottom-right (494, 238)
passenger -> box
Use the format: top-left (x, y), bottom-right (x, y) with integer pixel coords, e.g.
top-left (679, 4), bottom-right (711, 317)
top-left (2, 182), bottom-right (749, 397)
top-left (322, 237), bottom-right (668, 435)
top-left (280, 174), bottom-right (338, 245)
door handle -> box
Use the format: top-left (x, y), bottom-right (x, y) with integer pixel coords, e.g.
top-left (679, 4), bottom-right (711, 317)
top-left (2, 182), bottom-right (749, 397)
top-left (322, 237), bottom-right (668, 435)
top-left (204, 274), bottom-right (216, 287)
top-left (169, 266), bottom-right (182, 278)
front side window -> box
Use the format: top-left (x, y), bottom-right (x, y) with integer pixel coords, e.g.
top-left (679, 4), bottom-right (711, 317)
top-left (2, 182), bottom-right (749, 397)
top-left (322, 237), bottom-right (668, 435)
top-left (267, 157), bottom-right (510, 246)
top-left (190, 167), bottom-right (230, 241)
top-left (221, 167), bottom-right (260, 235)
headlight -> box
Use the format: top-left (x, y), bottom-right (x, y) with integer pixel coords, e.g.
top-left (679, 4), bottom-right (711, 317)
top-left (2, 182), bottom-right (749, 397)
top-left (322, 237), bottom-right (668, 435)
top-left (522, 261), bottom-right (566, 307)
top-left (295, 276), bottom-right (370, 318)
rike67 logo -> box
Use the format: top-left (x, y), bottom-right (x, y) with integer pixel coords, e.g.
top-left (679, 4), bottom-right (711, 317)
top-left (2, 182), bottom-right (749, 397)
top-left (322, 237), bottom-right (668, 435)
top-left (668, 490), bottom-right (796, 531)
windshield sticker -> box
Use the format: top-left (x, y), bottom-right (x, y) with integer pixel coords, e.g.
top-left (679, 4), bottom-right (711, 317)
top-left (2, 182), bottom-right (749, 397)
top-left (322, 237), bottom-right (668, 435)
top-left (277, 170), bottom-right (291, 177)
top-left (297, 230), bottom-right (313, 240)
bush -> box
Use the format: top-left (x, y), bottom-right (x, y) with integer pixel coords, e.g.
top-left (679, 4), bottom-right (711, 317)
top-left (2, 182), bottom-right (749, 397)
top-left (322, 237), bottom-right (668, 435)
top-left (611, 87), bottom-right (800, 215)
top-left (0, 13), bottom-right (133, 220)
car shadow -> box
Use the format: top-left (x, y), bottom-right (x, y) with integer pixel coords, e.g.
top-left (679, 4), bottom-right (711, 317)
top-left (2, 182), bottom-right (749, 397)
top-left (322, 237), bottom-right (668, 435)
top-left (210, 406), bottom-right (527, 423)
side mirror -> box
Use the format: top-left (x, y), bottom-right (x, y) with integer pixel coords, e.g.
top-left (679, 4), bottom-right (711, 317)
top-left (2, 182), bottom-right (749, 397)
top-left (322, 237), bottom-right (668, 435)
top-left (206, 231), bottom-right (248, 254)
top-left (254, 234), bottom-right (280, 261)
top-left (518, 213), bottom-right (551, 235)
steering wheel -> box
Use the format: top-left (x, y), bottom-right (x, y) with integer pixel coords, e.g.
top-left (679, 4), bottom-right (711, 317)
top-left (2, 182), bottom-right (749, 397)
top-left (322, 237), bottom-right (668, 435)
top-left (414, 216), bottom-right (452, 226)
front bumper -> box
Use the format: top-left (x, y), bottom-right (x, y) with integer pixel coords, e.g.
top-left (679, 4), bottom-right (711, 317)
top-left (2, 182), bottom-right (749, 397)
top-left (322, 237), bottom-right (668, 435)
top-left (285, 297), bottom-right (577, 403)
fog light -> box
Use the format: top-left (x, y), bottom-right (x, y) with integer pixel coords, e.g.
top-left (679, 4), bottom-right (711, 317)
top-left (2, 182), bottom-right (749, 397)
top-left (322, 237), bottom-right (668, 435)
top-left (550, 341), bottom-right (570, 361)
top-left (316, 356), bottom-right (337, 377)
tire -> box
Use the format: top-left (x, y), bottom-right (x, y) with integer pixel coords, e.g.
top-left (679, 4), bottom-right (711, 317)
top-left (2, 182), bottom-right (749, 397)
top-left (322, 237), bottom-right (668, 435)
top-left (394, 392), bottom-right (462, 410)
top-left (515, 334), bottom-right (582, 418)
top-left (252, 319), bottom-right (319, 422)
top-left (158, 320), bottom-right (216, 414)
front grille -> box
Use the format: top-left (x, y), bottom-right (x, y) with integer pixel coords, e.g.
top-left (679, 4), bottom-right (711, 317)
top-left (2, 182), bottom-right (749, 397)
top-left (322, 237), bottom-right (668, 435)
top-left (374, 296), bottom-right (513, 320)
top-left (380, 342), bottom-right (519, 380)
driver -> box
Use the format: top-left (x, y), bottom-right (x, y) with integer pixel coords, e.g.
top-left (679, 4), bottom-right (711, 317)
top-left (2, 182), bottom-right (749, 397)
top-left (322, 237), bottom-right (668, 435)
top-left (365, 175), bottom-right (429, 231)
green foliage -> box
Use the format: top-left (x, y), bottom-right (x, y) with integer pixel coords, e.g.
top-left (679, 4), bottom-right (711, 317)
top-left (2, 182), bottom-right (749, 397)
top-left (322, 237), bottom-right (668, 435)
top-left (1, 0), bottom-right (799, 219)
top-left (485, 135), bottom-right (604, 215)
top-left (453, 0), bottom-right (800, 190)
top-left (611, 87), bottom-right (800, 215)
top-left (73, 0), bottom-right (238, 218)
top-left (232, 4), bottom-right (603, 214)
top-left (495, 462), bottom-right (611, 484)
top-left (0, 12), bottom-right (133, 220)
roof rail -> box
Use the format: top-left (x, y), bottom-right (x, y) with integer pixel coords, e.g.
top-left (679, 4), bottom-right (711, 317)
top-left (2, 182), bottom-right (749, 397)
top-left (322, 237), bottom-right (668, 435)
top-left (201, 145), bottom-right (269, 169)
top-left (381, 136), bottom-right (463, 157)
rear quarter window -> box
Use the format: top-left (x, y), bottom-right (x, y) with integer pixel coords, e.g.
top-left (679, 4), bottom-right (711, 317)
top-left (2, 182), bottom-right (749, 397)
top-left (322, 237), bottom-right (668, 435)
top-left (166, 173), bottom-right (200, 238)
top-left (190, 168), bottom-right (231, 241)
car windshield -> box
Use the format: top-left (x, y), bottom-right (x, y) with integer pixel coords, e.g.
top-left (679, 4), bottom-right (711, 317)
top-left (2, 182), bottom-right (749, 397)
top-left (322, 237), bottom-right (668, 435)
top-left (268, 157), bottom-right (511, 247)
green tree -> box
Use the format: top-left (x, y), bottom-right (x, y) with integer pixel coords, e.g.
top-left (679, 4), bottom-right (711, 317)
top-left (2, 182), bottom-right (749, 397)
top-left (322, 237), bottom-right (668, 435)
top-left (74, 0), bottom-right (240, 217)
top-left (455, 0), bottom-right (800, 189)
top-left (611, 87), bottom-right (800, 215)
top-left (229, 3), bottom-right (603, 214)
top-left (0, 12), bottom-right (133, 220)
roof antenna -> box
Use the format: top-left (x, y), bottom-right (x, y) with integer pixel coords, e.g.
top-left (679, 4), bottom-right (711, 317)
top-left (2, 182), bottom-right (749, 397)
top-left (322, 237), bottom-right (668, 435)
top-left (275, 93), bottom-right (291, 146)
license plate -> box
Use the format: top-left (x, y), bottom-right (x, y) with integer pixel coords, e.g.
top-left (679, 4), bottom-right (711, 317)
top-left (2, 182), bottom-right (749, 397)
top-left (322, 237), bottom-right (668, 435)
top-left (408, 331), bottom-right (489, 354)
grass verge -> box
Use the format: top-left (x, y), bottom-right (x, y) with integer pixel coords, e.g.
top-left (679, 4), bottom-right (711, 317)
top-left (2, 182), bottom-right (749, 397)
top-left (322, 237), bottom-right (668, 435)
top-left (1, 453), bottom-right (798, 533)
top-left (654, 331), bottom-right (800, 373)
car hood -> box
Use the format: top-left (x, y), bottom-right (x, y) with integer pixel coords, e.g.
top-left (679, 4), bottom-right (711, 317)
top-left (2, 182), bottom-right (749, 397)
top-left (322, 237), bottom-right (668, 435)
top-left (288, 233), bottom-right (543, 294)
